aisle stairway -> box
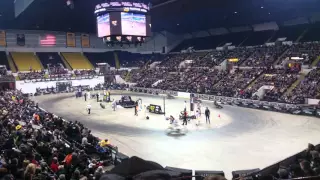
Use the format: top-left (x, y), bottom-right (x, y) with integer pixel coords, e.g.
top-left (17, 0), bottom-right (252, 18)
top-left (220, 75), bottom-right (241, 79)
top-left (59, 53), bottom-right (72, 70)
top-left (245, 72), bottom-right (265, 90)
top-left (311, 56), bottom-right (320, 67)
top-left (273, 48), bottom-right (290, 65)
top-left (114, 52), bottom-right (120, 69)
top-left (61, 53), bottom-right (94, 70)
top-left (7, 54), bottom-right (17, 72)
top-left (124, 71), bottom-right (131, 81)
top-left (283, 73), bottom-right (307, 96)
top-left (11, 52), bottom-right (43, 71)
top-left (35, 54), bottom-right (44, 70)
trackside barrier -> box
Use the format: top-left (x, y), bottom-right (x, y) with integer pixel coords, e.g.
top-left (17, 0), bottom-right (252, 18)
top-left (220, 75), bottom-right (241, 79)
top-left (129, 87), bottom-right (299, 109)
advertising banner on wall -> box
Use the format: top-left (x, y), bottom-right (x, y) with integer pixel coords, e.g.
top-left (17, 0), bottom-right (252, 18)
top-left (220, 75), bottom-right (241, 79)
top-left (16, 34), bottom-right (25, 46)
top-left (66, 32), bottom-right (76, 47)
top-left (0, 30), bottom-right (6, 46)
top-left (81, 34), bottom-right (90, 48)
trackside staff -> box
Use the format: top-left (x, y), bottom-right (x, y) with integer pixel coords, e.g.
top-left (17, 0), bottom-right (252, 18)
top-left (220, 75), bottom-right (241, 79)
top-left (205, 107), bottom-right (210, 124)
top-left (87, 104), bottom-right (92, 114)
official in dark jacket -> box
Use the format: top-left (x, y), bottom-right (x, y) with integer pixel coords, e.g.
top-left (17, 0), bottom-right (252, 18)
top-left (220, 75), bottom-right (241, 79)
top-left (205, 107), bottom-right (210, 124)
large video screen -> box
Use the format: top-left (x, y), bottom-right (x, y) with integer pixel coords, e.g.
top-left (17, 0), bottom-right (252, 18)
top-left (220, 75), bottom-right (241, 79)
top-left (121, 12), bottom-right (146, 36)
top-left (97, 14), bottom-right (110, 37)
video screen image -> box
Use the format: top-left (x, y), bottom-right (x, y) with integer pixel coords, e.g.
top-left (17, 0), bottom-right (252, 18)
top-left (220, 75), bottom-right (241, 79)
top-left (97, 14), bottom-right (111, 37)
top-left (121, 12), bottom-right (146, 36)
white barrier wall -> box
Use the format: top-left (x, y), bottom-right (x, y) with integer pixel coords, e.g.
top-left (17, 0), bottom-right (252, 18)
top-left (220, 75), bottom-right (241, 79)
top-left (307, 98), bottom-right (320, 105)
top-left (16, 76), bottom-right (105, 94)
top-left (177, 92), bottom-right (190, 99)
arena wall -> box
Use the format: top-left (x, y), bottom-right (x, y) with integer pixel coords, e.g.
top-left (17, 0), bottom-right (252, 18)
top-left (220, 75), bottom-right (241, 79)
top-left (0, 29), bottom-right (171, 53)
top-left (16, 76), bottom-right (104, 94)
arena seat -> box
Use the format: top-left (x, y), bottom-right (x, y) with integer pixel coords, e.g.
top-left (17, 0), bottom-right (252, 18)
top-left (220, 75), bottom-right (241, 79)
top-left (270, 24), bottom-right (307, 42)
top-left (84, 52), bottom-right (115, 67)
top-left (36, 52), bottom-right (65, 69)
top-left (117, 51), bottom-right (156, 67)
top-left (0, 51), bottom-right (10, 70)
top-left (172, 35), bottom-right (226, 52)
top-left (241, 30), bottom-right (274, 46)
top-left (10, 52), bottom-right (43, 71)
top-left (300, 23), bottom-right (320, 42)
top-left (61, 52), bottom-right (94, 70)
top-left (218, 31), bottom-right (249, 46)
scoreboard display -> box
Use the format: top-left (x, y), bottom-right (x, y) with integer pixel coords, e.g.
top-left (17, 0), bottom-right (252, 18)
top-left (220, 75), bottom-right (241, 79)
top-left (94, 2), bottom-right (149, 14)
top-left (95, 1), bottom-right (151, 39)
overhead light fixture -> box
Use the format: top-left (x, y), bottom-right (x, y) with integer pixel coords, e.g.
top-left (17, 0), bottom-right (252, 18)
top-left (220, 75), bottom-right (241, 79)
top-left (66, 0), bottom-right (74, 9)
top-left (177, 24), bottom-right (179, 26)
top-left (234, 11), bottom-right (237, 14)
top-left (261, 6), bottom-right (264, 9)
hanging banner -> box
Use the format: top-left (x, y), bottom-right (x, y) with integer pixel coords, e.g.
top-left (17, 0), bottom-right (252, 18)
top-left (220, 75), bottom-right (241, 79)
top-left (66, 32), bottom-right (76, 47)
top-left (0, 30), bottom-right (6, 46)
top-left (16, 34), bottom-right (25, 46)
top-left (81, 34), bottom-right (90, 48)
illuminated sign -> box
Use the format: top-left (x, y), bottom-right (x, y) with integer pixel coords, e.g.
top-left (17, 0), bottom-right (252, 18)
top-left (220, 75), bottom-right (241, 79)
top-left (40, 34), bottom-right (56, 46)
top-left (228, 58), bottom-right (239, 62)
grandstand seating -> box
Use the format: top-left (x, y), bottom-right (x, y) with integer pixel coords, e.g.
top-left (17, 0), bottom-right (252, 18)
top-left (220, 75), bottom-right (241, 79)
top-left (241, 45), bottom-right (288, 67)
top-left (10, 52), bottom-right (43, 71)
top-left (36, 52), bottom-right (65, 69)
top-left (61, 52), bottom-right (94, 70)
top-left (84, 52), bottom-right (116, 67)
top-left (241, 30), bottom-right (274, 46)
top-left (287, 68), bottom-right (320, 103)
top-left (0, 51), bottom-right (10, 70)
top-left (271, 24), bottom-right (307, 42)
top-left (117, 51), bottom-right (146, 67)
top-left (224, 47), bottom-right (255, 66)
top-left (172, 35), bottom-right (226, 52)
top-left (300, 23), bottom-right (320, 42)
top-left (219, 31), bottom-right (249, 46)
top-left (278, 42), bottom-right (320, 66)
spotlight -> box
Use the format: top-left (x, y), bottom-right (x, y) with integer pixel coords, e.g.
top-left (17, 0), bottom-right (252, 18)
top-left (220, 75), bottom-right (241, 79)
top-left (66, 0), bottom-right (74, 9)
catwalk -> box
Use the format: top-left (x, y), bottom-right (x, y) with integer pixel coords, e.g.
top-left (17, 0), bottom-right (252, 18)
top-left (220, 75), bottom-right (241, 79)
top-left (33, 92), bottom-right (320, 178)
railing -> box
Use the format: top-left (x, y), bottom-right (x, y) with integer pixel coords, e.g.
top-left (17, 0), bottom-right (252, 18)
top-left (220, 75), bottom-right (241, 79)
top-left (130, 87), bottom-right (320, 118)
top-left (20, 75), bottom-right (101, 83)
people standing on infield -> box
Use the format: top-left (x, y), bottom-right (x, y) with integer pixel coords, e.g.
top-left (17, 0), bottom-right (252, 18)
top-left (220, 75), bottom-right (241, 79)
top-left (134, 104), bottom-right (138, 116)
top-left (205, 107), bottom-right (210, 124)
top-left (87, 104), bottom-right (92, 114)
top-left (182, 108), bottom-right (188, 125)
top-left (84, 92), bottom-right (87, 101)
top-left (112, 99), bottom-right (116, 111)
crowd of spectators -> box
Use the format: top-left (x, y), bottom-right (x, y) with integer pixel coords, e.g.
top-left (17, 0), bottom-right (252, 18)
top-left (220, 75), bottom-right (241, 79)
top-left (242, 45), bottom-right (288, 67)
top-left (241, 68), bottom-right (299, 101)
top-left (210, 68), bottom-right (263, 97)
top-left (274, 143), bottom-right (320, 179)
top-left (73, 70), bottom-right (97, 77)
top-left (283, 68), bottom-right (320, 104)
top-left (279, 42), bottom-right (320, 66)
top-left (0, 90), bottom-right (117, 180)
top-left (18, 71), bottom-right (46, 80)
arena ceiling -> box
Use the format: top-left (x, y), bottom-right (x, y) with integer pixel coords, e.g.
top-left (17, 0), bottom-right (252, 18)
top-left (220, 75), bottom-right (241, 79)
top-left (0, 0), bottom-right (319, 34)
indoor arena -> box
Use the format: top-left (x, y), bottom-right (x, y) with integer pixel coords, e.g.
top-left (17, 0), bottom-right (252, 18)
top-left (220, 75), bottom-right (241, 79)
top-left (33, 91), bottom-right (320, 178)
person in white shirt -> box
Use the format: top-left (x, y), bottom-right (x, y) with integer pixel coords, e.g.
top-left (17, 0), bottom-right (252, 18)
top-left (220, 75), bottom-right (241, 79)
top-left (196, 109), bottom-right (201, 126)
top-left (184, 101), bottom-right (187, 110)
top-left (81, 137), bottom-right (90, 146)
top-left (112, 99), bottom-right (116, 111)
top-left (87, 104), bottom-right (92, 114)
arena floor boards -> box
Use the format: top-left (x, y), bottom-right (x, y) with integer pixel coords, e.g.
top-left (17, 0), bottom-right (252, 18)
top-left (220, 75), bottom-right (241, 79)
top-left (33, 92), bottom-right (320, 179)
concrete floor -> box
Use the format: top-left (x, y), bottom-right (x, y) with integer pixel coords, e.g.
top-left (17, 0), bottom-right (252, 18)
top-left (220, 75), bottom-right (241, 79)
top-left (33, 92), bottom-right (320, 179)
